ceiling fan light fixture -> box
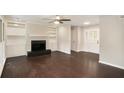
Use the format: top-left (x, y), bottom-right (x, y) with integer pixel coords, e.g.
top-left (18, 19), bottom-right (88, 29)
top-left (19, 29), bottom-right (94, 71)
top-left (56, 16), bottom-right (60, 20)
top-left (54, 20), bottom-right (60, 24)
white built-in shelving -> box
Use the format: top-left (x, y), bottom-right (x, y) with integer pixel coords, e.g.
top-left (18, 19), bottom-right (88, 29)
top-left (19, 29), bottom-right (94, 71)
top-left (6, 22), bottom-right (58, 57)
top-left (6, 21), bottom-right (27, 57)
top-left (47, 26), bottom-right (57, 51)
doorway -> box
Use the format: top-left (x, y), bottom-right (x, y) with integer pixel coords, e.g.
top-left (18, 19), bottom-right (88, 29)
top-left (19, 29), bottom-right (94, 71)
top-left (71, 25), bottom-right (100, 54)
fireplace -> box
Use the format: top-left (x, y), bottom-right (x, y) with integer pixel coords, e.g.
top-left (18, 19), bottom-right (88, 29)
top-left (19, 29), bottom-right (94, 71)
top-left (31, 40), bottom-right (46, 52)
top-left (28, 40), bottom-right (51, 57)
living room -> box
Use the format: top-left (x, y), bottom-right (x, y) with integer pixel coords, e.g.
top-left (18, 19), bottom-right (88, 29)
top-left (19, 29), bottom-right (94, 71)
top-left (0, 15), bottom-right (124, 78)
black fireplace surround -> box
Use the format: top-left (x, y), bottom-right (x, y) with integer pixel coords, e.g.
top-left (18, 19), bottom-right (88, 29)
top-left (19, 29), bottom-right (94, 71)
top-left (28, 40), bottom-right (51, 57)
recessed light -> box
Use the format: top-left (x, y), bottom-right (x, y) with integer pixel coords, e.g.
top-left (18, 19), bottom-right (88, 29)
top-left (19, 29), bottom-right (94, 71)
top-left (83, 22), bottom-right (90, 25)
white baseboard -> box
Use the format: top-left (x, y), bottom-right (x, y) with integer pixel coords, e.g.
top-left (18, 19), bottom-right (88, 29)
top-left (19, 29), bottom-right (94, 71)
top-left (80, 50), bottom-right (99, 54)
top-left (58, 50), bottom-right (71, 54)
top-left (99, 61), bottom-right (124, 70)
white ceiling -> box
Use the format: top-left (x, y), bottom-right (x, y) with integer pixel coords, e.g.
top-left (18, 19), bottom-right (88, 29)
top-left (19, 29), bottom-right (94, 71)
top-left (4, 15), bottom-right (99, 26)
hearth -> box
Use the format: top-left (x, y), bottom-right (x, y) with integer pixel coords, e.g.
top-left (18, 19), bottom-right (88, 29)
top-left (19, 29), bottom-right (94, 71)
top-left (28, 40), bottom-right (51, 57)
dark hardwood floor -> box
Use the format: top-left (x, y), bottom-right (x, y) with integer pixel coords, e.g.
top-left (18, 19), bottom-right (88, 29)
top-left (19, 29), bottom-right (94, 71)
top-left (1, 51), bottom-right (124, 78)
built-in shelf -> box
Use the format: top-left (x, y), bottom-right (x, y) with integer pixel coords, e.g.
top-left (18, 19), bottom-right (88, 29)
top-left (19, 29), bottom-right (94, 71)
top-left (48, 31), bottom-right (56, 33)
top-left (7, 35), bottom-right (26, 37)
top-left (48, 32), bottom-right (56, 35)
top-left (6, 43), bottom-right (26, 46)
top-left (29, 35), bottom-right (48, 37)
top-left (7, 22), bottom-right (26, 28)
top-left (49, 35), bottom-right (56, 37)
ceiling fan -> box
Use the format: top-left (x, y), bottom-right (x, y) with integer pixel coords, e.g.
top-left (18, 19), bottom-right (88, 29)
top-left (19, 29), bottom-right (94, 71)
top-left (44, 15), bottom-right (71, 24)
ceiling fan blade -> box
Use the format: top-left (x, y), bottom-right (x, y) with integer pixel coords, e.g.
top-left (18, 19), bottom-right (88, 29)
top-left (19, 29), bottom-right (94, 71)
top-left (59, 19), bottom-right (71, 21)
top-left (60, 21), bottom-right (63, 24)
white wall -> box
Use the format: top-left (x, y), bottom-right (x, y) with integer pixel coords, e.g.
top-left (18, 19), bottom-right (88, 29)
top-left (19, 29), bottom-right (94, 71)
top-left (99, 16), bottom-right (124, 69)
top-left (57, 25), bottom-right (71, 54)
top-left (0, 16), bottom-right (6, 76)
top-left (77, 27), bottom-right (83, 52)
top-left (0, 42), bottom-right (5, 76)
top-left (71, 26), bottom-right (78, 51)
top-left (28, 23), bottom-right (48, 36)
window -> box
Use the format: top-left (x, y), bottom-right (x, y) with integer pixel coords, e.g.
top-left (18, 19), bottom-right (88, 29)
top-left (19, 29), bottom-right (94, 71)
top-left (86, 31), bottom-right (97, 41)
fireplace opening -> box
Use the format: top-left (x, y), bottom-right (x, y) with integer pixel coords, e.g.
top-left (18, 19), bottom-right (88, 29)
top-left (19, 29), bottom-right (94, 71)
top-left (31, 40), bottom-right (46, 52)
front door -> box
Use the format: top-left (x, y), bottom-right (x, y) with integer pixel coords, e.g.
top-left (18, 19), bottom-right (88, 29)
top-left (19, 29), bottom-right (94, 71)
top-left (84, 27), bottom-right (99, 54)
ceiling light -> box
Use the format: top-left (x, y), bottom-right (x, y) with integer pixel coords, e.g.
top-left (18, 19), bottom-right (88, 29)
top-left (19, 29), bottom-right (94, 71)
top-left (83, 22), bottom-right (90, 25)
top-left (54, 21), bottom-right (60, 24)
